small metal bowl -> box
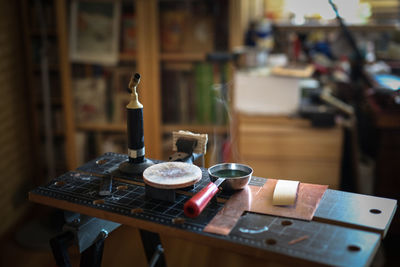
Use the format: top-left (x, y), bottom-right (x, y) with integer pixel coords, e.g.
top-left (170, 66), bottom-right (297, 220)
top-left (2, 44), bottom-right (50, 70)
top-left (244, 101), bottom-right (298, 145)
top-left (208, 163), bottom-right (253, 191)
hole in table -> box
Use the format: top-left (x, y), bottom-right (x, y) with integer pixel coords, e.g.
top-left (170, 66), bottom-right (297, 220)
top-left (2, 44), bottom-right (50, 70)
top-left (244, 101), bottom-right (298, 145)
top-left (54, 181), bottom-right (65, 186)
top-left (172, 217), bottom-right (185, 225)
top-left (265, 239), bottom-right (277, 245)
top-left (369, 209), bottom-right (381, 214)
top-left (131, 208), bottom-right (144, 214)
top-left (93, 199), bottom-right (105, 205)
top-left (117, 185), bottom-right (128, 191)
top-left (96, 159), bottom-right (108, 165)
top-left (347, 245), bottom-right (361, 252)
top-left (281, 220), bottom-right (292, 226)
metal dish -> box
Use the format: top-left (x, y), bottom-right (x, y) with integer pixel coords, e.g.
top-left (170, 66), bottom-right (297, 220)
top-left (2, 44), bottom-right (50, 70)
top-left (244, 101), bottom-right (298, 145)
top-left (208, 163), bottom-right (253, 191)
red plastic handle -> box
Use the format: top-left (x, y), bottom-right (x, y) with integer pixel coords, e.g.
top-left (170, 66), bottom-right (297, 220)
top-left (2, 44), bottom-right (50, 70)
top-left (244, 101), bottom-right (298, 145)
top-left (184, 182), bottom-right (219, 218)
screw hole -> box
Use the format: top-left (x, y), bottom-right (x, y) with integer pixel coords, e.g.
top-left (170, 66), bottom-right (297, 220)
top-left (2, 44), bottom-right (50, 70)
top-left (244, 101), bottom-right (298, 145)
top-left (265, 239), bottom-right (277, 245)
top-left (281, 220), bottom-right (292, 226)
top-left (369, 209), bottom-right (381, 214)
top-left (347, 245), bottom-right (361, 252)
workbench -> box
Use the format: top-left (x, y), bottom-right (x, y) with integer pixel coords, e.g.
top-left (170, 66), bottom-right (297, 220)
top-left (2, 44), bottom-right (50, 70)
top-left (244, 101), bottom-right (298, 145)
top-left (29, 153), bottom-right (397, 267)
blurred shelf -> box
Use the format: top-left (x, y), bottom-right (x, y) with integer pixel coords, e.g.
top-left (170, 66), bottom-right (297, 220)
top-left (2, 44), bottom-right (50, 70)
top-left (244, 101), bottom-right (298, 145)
top-left (163, 62), bottom-right (193, 71)
top-left (275, 23), bottom-right (399, 32)
top-left (160, 53), bottom-right (206, 61)
top-left (76, 123), bottom-right (127, 133)
top-left (119, 52), bottom-right (137, 61)
top-left (40, 131), bottom-right (65, 138)
top-left (33, 64), bottom-right (59, 72)
top-left (162, 124), bottom-right (229, 135)
top-left (30, 29), bottom-right (57, 36)
top-left (36, 98), bottom-right (63, 106)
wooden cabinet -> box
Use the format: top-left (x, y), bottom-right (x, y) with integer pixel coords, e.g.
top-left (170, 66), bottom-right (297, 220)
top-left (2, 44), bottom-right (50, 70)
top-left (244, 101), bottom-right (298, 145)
top-left (235, 114), bottom-right (343, 189)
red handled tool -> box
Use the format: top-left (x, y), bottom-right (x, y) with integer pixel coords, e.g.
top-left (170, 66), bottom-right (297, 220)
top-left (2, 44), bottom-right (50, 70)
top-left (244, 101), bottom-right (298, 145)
top-left (184, 178), bottom-right (225, 218)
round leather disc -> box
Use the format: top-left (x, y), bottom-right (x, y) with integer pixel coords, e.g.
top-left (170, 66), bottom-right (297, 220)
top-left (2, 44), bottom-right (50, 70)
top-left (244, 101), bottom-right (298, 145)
top-left (143, 162), bottom-right (202, 189)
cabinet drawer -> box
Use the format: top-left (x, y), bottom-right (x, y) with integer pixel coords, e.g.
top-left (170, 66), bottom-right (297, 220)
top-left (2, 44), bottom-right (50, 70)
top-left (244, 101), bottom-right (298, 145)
top-left (239, 124), bottom-right (343, 161)
top-left (242, 157), bottom-right (340, 189)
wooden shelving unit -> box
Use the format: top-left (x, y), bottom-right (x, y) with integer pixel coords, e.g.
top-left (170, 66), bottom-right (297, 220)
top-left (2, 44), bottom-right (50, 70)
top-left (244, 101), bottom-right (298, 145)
top-left (21, 0), bottom-right (76, 177)
top-left (55, 0), bottom-right (77, 170)
top-left (119, 52), bottom-right (137, 61)
top-left (32, 64), bottom-right (60, 72)
top-left (155, 0), bottom-right (245, 163)
top-left (35, 98), bottom-right (63, 106)
top-left (23, 0), bottom-right (247, 168)
top-left (30, 29), bottom-right (57, 36)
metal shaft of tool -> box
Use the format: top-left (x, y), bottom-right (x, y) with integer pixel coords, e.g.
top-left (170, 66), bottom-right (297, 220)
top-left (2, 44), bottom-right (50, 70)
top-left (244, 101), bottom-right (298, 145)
top-left (213, 177), bottom-right (226, 188)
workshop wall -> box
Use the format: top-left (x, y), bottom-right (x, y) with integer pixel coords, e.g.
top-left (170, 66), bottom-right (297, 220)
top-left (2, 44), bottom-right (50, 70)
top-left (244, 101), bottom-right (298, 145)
top-left (0, 1), bottom-right (35, 236)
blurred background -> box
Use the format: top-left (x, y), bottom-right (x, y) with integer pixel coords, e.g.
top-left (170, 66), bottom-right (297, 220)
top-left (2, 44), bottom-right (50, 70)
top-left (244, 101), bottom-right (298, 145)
top-left (0, 0), bottom-right (399, 266)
